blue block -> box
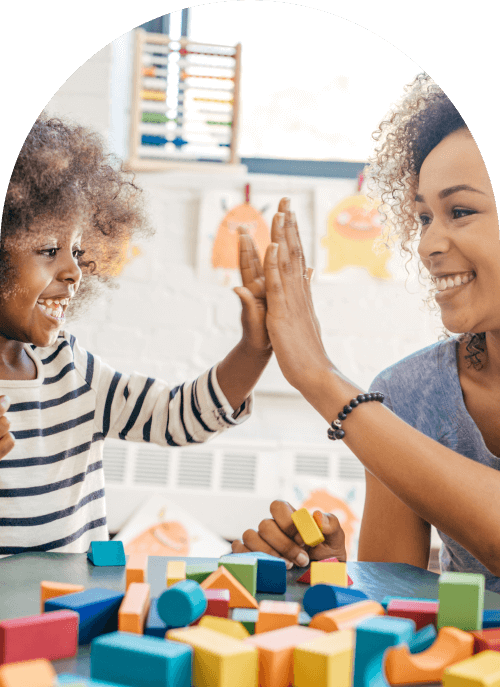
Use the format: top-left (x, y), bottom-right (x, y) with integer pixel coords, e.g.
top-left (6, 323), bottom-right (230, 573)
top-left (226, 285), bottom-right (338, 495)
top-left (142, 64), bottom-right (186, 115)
top-left (407, 624), bottom-right (437, 653)
top-left (145, 597), bottom-right (168, 638)
top-left (220, 552), bottom-right (287, 593)
top-left (303, 584), bottom-right (368, 617)
top-left (353, 616), bottom-right (415, 687)
top-left (381, 595), bottom-right (438, 611)
top-left (91, 631), bottom-right (192, 687)
top-left (58, 675), bottom-right (123, 686)
top-left (157, 579), bottom-right (207, 629)
top-left (483, 609), bottom-right (500, 628)
top-left (45, 587), bottom-right (124, 644)
top-left (87, 541), bottom-right (126, 566)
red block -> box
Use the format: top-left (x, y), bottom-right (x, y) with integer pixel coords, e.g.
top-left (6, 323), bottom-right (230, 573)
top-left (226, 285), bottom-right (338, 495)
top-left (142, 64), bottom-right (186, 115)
top-left (471, 629), bottom-right (500, 653)
top-left (297, 557), bottom-right (354, 586)
top-left (387, 599), bottom-right (439, 630)
top-left (0, 610), bottom-right (79, 665)
top-left (192, 589), bottom-right (230, 625)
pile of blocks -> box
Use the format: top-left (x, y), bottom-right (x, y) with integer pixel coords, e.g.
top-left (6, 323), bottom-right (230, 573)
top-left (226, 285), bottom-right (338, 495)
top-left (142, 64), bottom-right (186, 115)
top-left (1, 512), bottom-right (500, 685)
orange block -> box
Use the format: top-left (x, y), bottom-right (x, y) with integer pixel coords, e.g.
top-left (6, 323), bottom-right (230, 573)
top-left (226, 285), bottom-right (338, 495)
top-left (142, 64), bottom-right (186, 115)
top-left (118, 582), bottom-right (150, 634)
top-left (245, 625), bottom-right (325, 687)
top-left (126, 553), bottom-right (148, 590)
top-left (385, 626), bottom-right (474, 685)
top-left (40, 580), bottom-right (85, 614)
top-left (255, 600), bottom-right (300, 635)
top-left (201, 567), bottom-right (258, 609)
top-left (0, 659), bottom-right (56, 687)
top-left (309, 600), bottom-right (385, 632)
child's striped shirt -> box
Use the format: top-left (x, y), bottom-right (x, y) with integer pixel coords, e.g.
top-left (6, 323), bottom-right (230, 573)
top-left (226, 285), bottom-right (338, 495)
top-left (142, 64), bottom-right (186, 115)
top-left (0, 331), bottom-right (251, 555)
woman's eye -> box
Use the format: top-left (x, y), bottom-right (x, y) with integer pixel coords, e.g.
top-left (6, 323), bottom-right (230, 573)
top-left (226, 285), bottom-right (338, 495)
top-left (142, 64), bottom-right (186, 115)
top-left (419, 214), bottom-right (431, 227)
top-left (453, 208), bottom-right (475, 219)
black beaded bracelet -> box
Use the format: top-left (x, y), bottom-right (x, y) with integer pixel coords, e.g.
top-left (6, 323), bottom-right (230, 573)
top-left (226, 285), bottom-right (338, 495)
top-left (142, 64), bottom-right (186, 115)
top-left (327, 392), bottom-right (385, 440)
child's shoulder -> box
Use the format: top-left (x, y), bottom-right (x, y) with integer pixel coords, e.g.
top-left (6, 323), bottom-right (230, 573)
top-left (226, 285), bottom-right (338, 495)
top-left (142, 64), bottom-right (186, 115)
top-left (30, 330), bottom-right (90, 375)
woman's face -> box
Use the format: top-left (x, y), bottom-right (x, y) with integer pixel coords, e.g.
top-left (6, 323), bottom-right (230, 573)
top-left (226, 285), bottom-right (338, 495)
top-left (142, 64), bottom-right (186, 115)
top-left (417, 128), bottom-right (500, 335)
top-left (0, 224), bottom-right (83, 348)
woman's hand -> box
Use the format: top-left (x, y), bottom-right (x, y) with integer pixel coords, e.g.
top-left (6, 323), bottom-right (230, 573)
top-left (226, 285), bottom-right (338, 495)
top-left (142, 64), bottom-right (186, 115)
top-left (0, 396), bottom-right (15, 459)
top-left (231, 500), bottom-right (347, 567)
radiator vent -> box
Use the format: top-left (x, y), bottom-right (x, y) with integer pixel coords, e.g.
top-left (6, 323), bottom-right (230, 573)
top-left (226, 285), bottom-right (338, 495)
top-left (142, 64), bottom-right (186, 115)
top-left (294, 454), bottom-right (329, 477)
top-left (177, 452), bottom-right (213, 488)
top-left (221, 453), bottom-right (257, 491)
top-left (102, 442), bottom-right (128, 484)
top-left (338, 455), bottom-right (365, 481)
top-left (134, 446), bottom-right (169, 486)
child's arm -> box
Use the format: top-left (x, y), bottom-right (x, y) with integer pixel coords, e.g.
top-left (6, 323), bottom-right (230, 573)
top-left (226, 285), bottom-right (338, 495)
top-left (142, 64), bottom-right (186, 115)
top-left (0, 396), bottom-right (14, 459)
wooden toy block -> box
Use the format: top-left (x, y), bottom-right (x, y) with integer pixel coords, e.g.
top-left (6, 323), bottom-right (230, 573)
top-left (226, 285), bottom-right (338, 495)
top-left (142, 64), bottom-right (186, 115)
top-left (118, 582), bottom-right (150, 634)
top-left (471, 629), bottom-right (500, 653)
top-left (186, 562), bottom-right (218, 584)
top-left (483, 610), bottom-right (500, 629)
top-left (381, 595), bottom-right (438, 611)
top-left (199, 615), bottom-right (250, 640)
top-left (157, 579), bottom-right (207, 629)
top-left (294, 628), bottom-right (355, 687)
top-left (167, 626), bottom-right (258, 687)
top-left (255, 600), bottom-right (300, 634)
top-left (297, 557), bottom-right (354, 586)
top-left (442, 649), bottom-right (500, 686)
top-left (299, 611), bottom-right (312, 626)
top-left (58, 676), bottom-right (129, 686)
top-left (231, 608), bottom-right (259, 635)
top-left (0, 659), bottom-right (56, 687)
top-left (223, 551), bottom-right (287, 593)
top-left (309, 600), bottom-right (385, 632)
top-left (218, 556), bottom-right (258, 597)
top-left (44, 587), bottom-right (124, 645)
top-left (91, 630), bottom-right (192, 687)
top-left (353, 616), bottom-right (415, 687)
top-left (167, 560), bottom-right (187, 587)
top-left (387, 598), bottom-right (439, 629)
top-left (385, 625), bottom-right (474, 685)
top-left (245, 625), bottom-right (326, 687)
top-left (407, 624), bottom-right (438, 654)
top-left (125, 553), bottom-right (148, 589)
top-left (144, 597), bottom-right (168, 638)
top-left (192, 589), bottom-right (230, 625)
top-left (291, 507), bottom-right (325, 547)
top-left (303, 584), bottom-right (368, 618)
top-left (87, 541), bottom-right (126, 566)
top-left (310, 561), bottom-right (348, 587)
top-left (40, 580), bottom-right (85, 614)
top-left (201, 566), bottom-right (258, 609)
top-left (438, 572), bottom-right (485, 631)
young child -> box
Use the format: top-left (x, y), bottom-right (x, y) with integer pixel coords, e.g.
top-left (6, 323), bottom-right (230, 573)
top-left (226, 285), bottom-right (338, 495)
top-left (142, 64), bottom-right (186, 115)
top-left (0, 113), bottom-right (272, 555)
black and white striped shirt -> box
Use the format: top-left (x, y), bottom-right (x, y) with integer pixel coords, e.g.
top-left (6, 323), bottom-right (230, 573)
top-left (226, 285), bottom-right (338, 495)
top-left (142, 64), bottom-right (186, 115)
top-left (0, 331), bottom-right (251, 555)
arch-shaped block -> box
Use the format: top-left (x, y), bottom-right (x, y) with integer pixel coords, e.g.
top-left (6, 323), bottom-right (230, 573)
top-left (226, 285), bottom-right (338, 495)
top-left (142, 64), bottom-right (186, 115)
top-left (384, 626), bottom-right (474, 685)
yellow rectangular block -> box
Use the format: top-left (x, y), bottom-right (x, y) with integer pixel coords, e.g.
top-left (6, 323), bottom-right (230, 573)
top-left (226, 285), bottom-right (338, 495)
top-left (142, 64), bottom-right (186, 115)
top-left (167, 560), bottom-right (187, 587)
top-left (118, 582), bottom-right (150, 634)
top-left (294, 629), bottom-right (354, 687)
top-left (167, 626), bottom-right (258, 687)
top-left (126, 553), bottom-right (148, 590)
top-left (443, 650), bottom-right (500, 686)
top-left (199, 615), bottom-right (250, 640)
top-left (310, 561), bottom-right (348, 587)
top-left (0, 659), bottom-right (56, 687)
top-left (291, 508), bottom-right (325, 548)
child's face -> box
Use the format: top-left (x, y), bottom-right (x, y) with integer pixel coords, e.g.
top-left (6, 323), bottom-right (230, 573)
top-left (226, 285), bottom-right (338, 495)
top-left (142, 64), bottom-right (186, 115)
top-left (0, 224), bottom-right (83, 348)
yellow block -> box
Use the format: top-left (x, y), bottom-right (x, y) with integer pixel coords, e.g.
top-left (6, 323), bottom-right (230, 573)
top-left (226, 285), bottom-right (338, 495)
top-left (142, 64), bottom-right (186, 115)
top-left (0, 659), bottom-right (56, 687)
top-left (167, 626), bottom-right (258, 687)
top-left (199, 615), bottom-right (250, 640)
top-left (310, 561), bottom-right (348, 587)
top-left (167, 560), bottom-right (187, 587)
top-left (291, 508), bottom-right (325, 548)
top-left (443, 650), bottom-right (500, 686)
top-left (294, 629), bottom-right (354, 687)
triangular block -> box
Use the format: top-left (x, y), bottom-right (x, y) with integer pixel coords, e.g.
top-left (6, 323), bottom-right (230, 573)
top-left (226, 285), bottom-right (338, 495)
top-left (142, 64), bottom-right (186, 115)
top-left (201, 566), bottom-right (258, 609)
top-left (297, 557), bottom-right (353, 585)
top-left (87, 541), bottom-right (126, 566)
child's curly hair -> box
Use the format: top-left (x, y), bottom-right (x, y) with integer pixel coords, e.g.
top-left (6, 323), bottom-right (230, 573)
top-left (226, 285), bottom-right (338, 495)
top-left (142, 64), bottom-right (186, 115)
top-left (367, 72), bottom-right (486, 369)
top-left (1, 113), bottom-right (153, 318)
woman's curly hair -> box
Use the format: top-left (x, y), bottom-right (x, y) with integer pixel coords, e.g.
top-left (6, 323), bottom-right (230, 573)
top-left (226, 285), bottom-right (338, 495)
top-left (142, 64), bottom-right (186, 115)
top-left (367, 72), bottom-right (486, 369)
top-left (1, 113), bottom-right (153, 318)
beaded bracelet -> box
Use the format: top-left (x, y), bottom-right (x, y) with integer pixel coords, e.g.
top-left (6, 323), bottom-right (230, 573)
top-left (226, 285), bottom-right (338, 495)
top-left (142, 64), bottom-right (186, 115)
top-left (327, 392), bottom-right (385, 440)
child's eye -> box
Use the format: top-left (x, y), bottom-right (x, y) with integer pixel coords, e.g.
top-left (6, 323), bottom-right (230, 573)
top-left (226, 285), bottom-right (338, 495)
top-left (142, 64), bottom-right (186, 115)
top-left (73, 249), bottom-right (85, 260)
top-left (40, 248), bottom-right (59, 258)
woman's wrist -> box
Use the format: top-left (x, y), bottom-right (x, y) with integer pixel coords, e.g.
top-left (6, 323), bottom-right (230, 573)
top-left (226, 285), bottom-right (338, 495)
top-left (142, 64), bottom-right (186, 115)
top-left (298, 365), bottom-right (364, 425)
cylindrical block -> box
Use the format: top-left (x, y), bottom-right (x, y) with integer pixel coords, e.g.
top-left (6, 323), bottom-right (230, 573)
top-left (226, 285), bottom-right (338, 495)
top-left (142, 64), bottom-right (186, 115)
top-left (309, 600), bottom-right (384, 632)
top-left (303, 584), bottom-right (368, 618)
top-left (157, 579), bottom-right (207, 628)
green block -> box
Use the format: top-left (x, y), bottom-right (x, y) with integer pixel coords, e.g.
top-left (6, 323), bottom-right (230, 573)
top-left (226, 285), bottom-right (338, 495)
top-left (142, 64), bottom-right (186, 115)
top-left (185, 562), bottom-right (218, 584)
top-left (232, 608), bottom-right (258, 634)
top-left (437, 571), bottom-right (485, 631)
top-left (218, 557), bottom-right (257, 597)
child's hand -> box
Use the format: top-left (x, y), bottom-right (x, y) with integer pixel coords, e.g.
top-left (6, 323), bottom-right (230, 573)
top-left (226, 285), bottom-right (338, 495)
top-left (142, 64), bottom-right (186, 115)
top-left (231, 500), bottom-right (347, 568)
top-left (0, 396), bottom-right (15, 459)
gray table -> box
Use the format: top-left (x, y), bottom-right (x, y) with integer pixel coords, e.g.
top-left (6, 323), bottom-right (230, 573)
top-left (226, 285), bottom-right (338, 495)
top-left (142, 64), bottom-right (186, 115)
top-left (1, 553), bottom-right (499, 683)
